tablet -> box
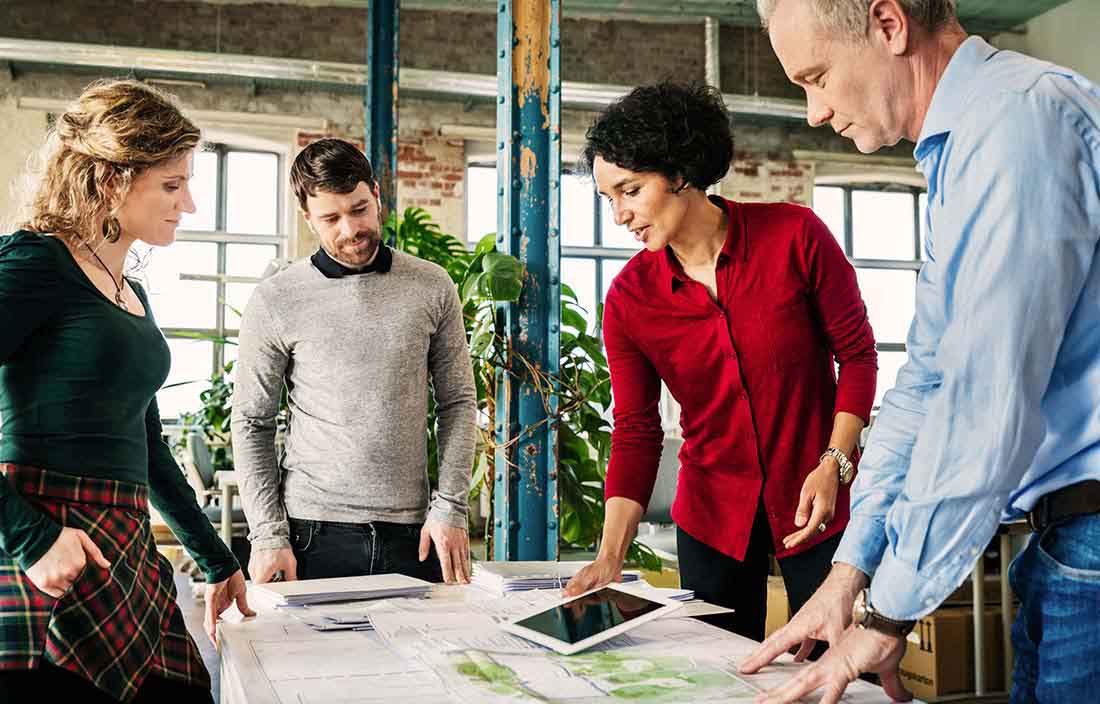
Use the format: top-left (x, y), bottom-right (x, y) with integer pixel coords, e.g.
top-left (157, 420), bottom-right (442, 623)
top-left (500, 583), bottom-right (683, 655)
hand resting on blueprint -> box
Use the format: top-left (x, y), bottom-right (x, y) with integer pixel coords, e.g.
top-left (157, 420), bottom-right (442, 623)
top-left (420, 516), bottom-right (471, 584)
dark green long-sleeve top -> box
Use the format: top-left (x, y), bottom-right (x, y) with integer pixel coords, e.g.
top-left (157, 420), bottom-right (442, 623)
top-left (0, 231), bottom-right (238, 582)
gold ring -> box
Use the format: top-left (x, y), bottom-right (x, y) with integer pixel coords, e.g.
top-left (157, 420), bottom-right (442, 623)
top-left (817, 522), bottom-right (827, 533)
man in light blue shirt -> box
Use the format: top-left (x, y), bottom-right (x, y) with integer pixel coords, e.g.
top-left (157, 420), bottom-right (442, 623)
top-left (742, 1), bottom-right (1100, 702)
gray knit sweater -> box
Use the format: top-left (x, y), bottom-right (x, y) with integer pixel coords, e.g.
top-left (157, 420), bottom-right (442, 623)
top-left (230, 249), bottom-right (477, 552)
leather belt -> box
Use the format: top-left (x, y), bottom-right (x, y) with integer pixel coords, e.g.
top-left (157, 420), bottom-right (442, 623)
top-left (1026, 479), bottom-right (1100, 532)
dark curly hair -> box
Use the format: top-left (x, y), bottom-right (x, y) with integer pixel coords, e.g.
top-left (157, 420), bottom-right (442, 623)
top-left (582, 81), bottom-right (733, 190)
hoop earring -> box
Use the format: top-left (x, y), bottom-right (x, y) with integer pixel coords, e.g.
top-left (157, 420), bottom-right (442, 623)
top-left (103, 216), bottom-right (121, 243)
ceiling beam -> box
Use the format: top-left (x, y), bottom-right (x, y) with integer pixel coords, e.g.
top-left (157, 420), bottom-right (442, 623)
top-left (0, 37), bottom-right (808, 120)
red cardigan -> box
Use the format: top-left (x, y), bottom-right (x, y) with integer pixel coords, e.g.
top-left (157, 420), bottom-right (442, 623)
top-left (603, 197), bottom-right (877, 560)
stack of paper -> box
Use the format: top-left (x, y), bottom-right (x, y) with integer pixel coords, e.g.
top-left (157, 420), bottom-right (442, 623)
top-left (251, 573), bottom-right (432, 608)
top-left (617, 581), bottom-right (695, 602)
top-left (287, 601), bottom-right (383, 632)
top-left (471, 561), bottom-right (640, 595)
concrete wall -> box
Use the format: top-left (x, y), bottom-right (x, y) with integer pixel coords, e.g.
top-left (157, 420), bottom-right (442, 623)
top-left (993, 0), bottom-right (1100, 85)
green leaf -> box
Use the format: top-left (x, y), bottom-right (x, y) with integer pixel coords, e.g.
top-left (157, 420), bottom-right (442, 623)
top-left (474, 233), bottom-right (498, 257)
top-left (480, 253), bottom-right (524, 302)
top-left (561, 307), bottom-right (587, 334)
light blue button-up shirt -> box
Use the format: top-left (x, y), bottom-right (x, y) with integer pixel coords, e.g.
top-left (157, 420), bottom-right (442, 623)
top-left (833, 36), bottom-right (1100, 620)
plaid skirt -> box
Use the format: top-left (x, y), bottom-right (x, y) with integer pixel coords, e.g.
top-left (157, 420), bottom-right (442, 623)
top-left (0, 464), bottom-right (210, 702)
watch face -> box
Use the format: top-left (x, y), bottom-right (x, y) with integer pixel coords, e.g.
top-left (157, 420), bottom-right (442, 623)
top-left (852, 591), bottom-right (868, 625)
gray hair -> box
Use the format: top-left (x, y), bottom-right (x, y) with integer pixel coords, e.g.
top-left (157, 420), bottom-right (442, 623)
top-left (757, 0), bottom-right (957, 38)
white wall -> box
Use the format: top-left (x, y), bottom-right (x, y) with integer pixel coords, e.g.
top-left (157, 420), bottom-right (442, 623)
top-left (993, 0), bottom-right (1100, 85)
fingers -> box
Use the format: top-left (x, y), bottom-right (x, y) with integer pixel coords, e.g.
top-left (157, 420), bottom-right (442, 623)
top-left (451, 535), bottom-right (471, 584)
top-left (418, 524), bottom-right (431, 562)
top-left (783, 497), bottom-right (829, 550)
top-left (438, 549), bottom-right (455, 583)
top-left (77, 530), bottom-right (112, 570)
top-left (564, 563), bottom-right (608, 597)
top-left (757, 658), bottom-right (855, 704)
top-left (792, 639), bottom-right (816, 662)
top-left (235, 586), bottom-right (256, 618)
top-left (740, 622), bottom-right (809, 674)
top-left (204, 596), bottom-right (218, 645)
top-left (249, 558), bottom-right (275, 584)
top-left (40, 584), bottom-right (66, 599)
top-left (451, 544), bottom-right (469, 584)
top-left (879, 664), bottom-right (914, 702)
top-left (794, 482), bottom-right (814, 528)
top-left (283, 553), bottom-right (298, 582)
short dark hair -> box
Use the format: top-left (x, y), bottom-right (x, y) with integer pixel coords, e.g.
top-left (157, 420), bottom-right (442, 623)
top-left (582, 81), bottom-right (734, 191)
top-left (290, 138), bottom-right (375, 211)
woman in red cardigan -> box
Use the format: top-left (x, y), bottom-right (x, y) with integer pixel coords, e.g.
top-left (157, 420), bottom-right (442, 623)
top-left (565, 82), bottom-right (878, 655)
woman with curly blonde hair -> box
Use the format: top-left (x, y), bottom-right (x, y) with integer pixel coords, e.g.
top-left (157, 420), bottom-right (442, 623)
top-left (0, 79), bottom-right (252, 702)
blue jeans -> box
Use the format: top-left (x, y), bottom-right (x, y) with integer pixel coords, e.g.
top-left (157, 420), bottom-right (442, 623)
top-left (288, 518), bottom-right (444, 583)
top-left (1009, 512), bottom-right (1100, 703)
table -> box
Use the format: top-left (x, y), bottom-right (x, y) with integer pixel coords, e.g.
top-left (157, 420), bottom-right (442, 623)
top-left (217, 584), bottom-right (904, 704)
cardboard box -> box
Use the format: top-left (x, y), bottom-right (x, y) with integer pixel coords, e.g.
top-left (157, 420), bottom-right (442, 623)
top-left (765, 576), bottom-right (790, 638)
top-left (943, 574), bottom-right (1015, 607)
top-left (898, 607), bottom-right (1005, 701)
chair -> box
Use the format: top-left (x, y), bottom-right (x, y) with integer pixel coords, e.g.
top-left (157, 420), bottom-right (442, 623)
top-left (634, 437), bottom-right (682, 561)
top-left (179, 431), bottom-right (249, 543)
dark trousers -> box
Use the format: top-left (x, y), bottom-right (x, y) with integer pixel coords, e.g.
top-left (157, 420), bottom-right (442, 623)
top-left (677, 503), bottom-right (842, 646)
top-left (289, 518), bottom-right (444, 583)
top-left (0, 659), bottom-right (212, 703)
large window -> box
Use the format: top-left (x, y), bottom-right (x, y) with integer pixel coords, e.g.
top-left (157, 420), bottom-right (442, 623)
top-left (466, 165), bottom-right (640, 337)
top-left (135, 144), bottom-right (287, 419)
top-left (813, 184), bottom-right (925, 409)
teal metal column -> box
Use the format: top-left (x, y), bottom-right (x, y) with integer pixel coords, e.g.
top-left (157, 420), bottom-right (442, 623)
top-left (365, 0), bottom-right (399, 219)
top-left (494, 0), bottom-right (562, 561)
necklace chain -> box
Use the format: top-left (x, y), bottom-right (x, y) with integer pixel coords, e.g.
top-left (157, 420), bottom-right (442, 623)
top-left (85, 243), bottom-right (128, 312)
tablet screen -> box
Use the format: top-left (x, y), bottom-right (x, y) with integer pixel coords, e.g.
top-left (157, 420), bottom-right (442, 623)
top-left (512, 587), bottom-right (665, 645)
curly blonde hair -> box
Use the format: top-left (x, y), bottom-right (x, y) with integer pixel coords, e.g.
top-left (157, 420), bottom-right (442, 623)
top-left (21, 78), bottom-right (200, 247)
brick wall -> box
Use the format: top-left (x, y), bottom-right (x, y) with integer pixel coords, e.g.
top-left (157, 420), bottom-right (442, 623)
top-left (396, 129), bottom-right (467, 239)
top-left (718, 155), bottom-right (815, 206)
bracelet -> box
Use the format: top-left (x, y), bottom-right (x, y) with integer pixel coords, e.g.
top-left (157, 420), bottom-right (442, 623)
top-left (820, 447), bottom-right (854, 485)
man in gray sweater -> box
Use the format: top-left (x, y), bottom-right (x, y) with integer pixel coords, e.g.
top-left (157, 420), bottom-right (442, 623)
top-left (231, 138), bottom-right (477, 585)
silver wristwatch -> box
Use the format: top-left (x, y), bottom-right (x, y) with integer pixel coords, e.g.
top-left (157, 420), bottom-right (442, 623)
top-left (820, 447), bottom-right (855, 484)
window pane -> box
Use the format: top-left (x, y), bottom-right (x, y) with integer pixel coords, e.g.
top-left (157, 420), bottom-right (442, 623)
top-left (918, 192), bottom-right (928, 261)
top-left (874, 350), bottom-right (909, 409)
top-left (157, 339), bottom-right (214, 420)
top-left (225, 282), bottom-right (256, 327)
top-left (561, 174), bottom-right (595, 247)
top-left (813, 186), bottom-right (846, 252)
top-left (136, 241), bottom-right (218, 329)
top-left (855, 268), bottom-right (916, 345)
top-left (601, 259), bottom-right (629, 302)
top-left (180, 150), bottom-right (218, 232)
top-left (466, 166), bottom-right (497, 244)
top-left (562, 258), bottom-right (597, 333)
top-left (226, 152), bottom-right (280, 235)
top-left (852, 191), bottom-right (916, 260)
top-left (600, 199), bottom-right (642, 250)
top-left (226, 243), bottom-right (279, 278)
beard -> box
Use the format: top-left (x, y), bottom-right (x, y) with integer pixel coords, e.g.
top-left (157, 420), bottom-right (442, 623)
top-left (334, 227), bottom-right (382, 268)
